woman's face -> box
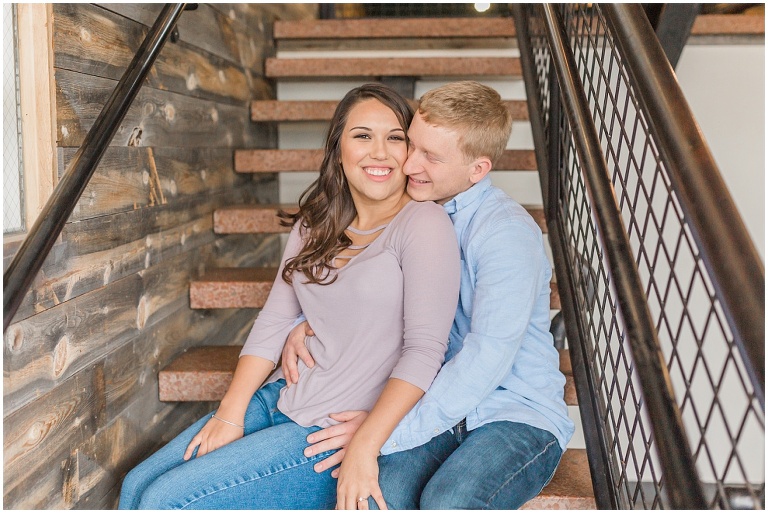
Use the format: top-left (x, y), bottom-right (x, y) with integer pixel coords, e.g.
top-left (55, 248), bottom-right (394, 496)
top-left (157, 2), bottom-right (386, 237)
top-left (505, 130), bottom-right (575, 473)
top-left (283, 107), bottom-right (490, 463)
top-left (340, 98), bottom-right (408, 208)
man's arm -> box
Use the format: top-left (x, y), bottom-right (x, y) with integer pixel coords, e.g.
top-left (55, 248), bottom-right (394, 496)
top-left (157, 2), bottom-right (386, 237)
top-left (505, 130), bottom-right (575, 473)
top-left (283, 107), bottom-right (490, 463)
top-left (383, 219), bottom-right (549, 453)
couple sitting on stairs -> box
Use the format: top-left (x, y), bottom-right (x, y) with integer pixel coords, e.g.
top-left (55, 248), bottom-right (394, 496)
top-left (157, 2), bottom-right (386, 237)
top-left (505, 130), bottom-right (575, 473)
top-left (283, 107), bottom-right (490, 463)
top-left (119, 80), bottom-right (574, 510)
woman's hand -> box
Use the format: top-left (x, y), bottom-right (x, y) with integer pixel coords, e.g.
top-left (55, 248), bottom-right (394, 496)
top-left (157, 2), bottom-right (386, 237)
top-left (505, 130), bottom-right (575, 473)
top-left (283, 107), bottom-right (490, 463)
top-left (335, 443), bottom-right (387, 510)
top-left (183, 414), bottom-right (244, 460)
top-left (281, 321), bottom-right (316, 386)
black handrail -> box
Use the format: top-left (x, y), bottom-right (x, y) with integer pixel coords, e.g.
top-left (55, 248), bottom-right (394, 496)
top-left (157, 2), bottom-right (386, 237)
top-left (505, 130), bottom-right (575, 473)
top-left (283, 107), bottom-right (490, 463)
top-left (603, 4), bottom-right (765, 410)
top-left (3, 4), bottom-right (188, 333)
top-left (539, 5), bottom-right (707, 508)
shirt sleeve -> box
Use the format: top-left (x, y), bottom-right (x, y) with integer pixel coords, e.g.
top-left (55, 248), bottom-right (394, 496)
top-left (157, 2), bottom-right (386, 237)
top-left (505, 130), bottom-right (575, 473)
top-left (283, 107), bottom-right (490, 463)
top-left (382, 216), bottom-right (549, 454)
top-left (240, 225), bottom-right (305, 364)
top-left (388, 203), bottom-right (460, 392)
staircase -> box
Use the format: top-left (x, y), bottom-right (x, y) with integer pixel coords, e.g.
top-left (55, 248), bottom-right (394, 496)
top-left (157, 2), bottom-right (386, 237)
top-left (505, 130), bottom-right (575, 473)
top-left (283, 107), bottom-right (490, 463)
top-left (160, 17), bottom-right (596, 509)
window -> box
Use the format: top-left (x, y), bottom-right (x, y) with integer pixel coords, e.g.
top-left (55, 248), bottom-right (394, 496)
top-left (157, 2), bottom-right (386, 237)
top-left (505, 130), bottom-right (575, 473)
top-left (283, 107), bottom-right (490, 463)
top-left (3, 3), bottom-right (56, 241)
top-left (3, 3), bottom-right (24, 234)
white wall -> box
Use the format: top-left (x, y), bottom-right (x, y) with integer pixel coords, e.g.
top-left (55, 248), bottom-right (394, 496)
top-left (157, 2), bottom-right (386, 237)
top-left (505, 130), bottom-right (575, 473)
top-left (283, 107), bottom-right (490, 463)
top-left (675, 44), bottom-right (765, 260)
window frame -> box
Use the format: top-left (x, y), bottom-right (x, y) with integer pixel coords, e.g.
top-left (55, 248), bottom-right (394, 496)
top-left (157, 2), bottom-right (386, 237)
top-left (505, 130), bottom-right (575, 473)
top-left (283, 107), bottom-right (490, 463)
top-left (4, 3), bottom-right (57, 248)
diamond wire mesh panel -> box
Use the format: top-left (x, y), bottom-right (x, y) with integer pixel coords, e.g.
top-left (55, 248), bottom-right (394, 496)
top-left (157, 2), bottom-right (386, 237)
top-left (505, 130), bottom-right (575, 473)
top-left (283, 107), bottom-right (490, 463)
top-left (527, 4), bottom-right (763, 509)
top-left (3, 3), bottom-right (24, 234)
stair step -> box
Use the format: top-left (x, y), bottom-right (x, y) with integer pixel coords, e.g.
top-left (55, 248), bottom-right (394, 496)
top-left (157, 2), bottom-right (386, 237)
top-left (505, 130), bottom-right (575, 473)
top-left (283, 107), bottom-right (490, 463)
top-left (190, 268), bottom-right (278, 309)
top-left (213, 203), bottom-right (546, 235)
top-left (251, 99), bottom-right (529, 122)
top-left (521, 449), bottom-right (596, 509)
top-left (159, 346), bottom-right (241, 402)
top-left (213, 204), bottom-right (297, 234)
top-left (274, 18), bottom-right (516, 40)
top-left (234, 149), bottom-right (537, 173)
top-left (160, 346), bottom-right (576, 405)
top-left (691, 14), bottom-right (765, 36)
top-left (191, 265), bottom-right (559, 310)
top-left (265, 57), bottom-right (521, 79)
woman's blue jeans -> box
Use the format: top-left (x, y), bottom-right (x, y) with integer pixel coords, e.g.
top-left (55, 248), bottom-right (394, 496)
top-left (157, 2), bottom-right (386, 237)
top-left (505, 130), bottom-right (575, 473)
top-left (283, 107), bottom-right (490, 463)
top-left (118, 380), bottom-right (337, 509)
top-left (371, 420), bottom-right (562, 510)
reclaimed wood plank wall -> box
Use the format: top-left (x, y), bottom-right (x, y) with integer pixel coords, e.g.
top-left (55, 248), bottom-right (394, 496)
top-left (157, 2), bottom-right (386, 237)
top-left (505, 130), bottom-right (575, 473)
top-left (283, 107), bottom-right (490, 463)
top-left (3, 3), bottom-right (317, 509)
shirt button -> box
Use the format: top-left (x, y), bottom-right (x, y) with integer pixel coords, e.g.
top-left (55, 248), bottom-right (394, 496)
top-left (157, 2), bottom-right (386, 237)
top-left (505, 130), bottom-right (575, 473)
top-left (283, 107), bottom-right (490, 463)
top-left (434, 428), bottom-right (440, 434)
top-left (391, 441), bottom-right (397, 447)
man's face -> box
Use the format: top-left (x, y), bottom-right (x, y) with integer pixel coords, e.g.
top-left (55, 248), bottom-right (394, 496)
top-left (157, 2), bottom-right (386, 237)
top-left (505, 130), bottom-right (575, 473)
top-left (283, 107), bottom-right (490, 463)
top-left (403, 112), bottom-right (478, 205)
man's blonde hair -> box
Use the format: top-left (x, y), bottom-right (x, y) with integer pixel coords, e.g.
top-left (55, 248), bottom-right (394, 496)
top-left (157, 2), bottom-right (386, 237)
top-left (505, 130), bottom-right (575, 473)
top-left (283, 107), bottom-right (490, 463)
top-left (418, 81), bottom-right (512, 166)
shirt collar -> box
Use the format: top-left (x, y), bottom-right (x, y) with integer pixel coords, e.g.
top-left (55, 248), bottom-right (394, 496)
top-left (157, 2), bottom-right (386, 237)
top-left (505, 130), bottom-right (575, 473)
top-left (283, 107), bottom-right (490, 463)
top-left (442, 175), bottom-right (492, 217)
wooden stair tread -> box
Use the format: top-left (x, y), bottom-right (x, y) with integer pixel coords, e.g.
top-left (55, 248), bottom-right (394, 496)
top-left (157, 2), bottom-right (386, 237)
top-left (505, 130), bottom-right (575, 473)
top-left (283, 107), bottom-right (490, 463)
top-left (161, 346), bottom-right (576, 406)
top-left (251, 99), bottom-right (528, 122)
top-left (234, 149), bottom-right (537, 173)
top-left (159, 346), bottom-right (241, 402)
top-left (274, 18), bottom-right (516, 40)
top-left (213, 203), bottom-right (546, 235)
top-left (190, 268), bottom-right (278, 309)
top-left (691, 14), bottom-right (765, 35)
top-left (273, 14), bottom-right (763, 41)
top-left (213, 204), bottom-right (297, 234)
top-left (192, 265), bottom-right (558, 310)
top-left (265, 57), bottom-right (521, 78)
top-left (521, 449), bottom-right (596, 509)
top-left (234, 149), bottom-right (324, 173)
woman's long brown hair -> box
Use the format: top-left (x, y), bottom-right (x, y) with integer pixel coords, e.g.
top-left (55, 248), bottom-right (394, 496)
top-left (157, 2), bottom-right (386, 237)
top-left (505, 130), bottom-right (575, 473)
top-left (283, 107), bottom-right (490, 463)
top-left (278, 84), bottom-right (414, 285)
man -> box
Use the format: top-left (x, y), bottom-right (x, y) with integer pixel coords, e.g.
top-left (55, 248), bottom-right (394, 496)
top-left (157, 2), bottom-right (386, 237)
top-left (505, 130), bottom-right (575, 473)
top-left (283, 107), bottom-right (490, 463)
top-left (283, 81), bottom-right (574, 509)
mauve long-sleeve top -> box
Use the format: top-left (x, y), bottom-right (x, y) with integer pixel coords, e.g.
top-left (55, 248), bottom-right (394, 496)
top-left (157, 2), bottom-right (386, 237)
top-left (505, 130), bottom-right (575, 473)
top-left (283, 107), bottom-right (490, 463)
top-left (240, 200), bottom-right (460, 428)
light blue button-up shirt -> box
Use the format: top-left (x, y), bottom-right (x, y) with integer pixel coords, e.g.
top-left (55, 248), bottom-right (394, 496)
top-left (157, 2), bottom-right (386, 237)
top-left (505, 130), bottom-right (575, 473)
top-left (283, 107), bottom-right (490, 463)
top-left (382, 177), bottom-right (575, 454)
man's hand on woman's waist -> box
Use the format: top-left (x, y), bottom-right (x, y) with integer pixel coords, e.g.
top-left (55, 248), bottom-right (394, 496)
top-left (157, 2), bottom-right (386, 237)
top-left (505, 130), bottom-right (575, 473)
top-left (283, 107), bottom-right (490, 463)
top-left (305, 411), bottom-right (369, 475)
top-left (282, 321), bottom-right (316, 386)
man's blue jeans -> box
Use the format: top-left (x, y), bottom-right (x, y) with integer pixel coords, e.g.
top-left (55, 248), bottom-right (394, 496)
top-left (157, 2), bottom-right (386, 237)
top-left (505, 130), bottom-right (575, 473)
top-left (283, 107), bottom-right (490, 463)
top-left (371, 421), bottom-right (562, 510)
top-left (118, 380), bottom-right (338, 509)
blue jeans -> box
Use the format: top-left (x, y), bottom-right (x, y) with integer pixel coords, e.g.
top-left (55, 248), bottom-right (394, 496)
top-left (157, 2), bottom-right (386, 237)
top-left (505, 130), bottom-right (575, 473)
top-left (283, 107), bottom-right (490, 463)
top-left (372, 421), bottom-right (562, 510)
top-left (118, 380), bottom-right (338, 509)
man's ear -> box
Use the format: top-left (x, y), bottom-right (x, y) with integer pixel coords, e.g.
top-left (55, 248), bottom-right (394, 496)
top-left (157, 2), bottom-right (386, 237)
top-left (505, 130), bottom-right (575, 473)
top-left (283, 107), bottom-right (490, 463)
top-left (469, 157), bottom-right (493, 184)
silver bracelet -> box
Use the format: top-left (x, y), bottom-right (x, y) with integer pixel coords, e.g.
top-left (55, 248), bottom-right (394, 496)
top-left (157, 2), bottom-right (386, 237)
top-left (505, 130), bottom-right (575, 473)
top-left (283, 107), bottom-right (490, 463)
top-left (212, 413), bottom-right (244, 430)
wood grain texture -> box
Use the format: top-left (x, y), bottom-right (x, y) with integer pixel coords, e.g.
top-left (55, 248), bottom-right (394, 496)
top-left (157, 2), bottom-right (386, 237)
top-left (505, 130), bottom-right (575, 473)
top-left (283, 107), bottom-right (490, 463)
top-left (61, 146), bottom-right (252, 222)
top-left (54, 4), bottom-right (258, 105)
top-left (97, 3), bottom-right (273, 70)
top-left (54, 69), bottom-right (271, 149)
top-left (3, 4), bottom-right (310, 509)
top-left (4, 364), bottom-right (104, 494)
top-left (17, 4), bottom-right (58, 230)
top-left (8, 187), bottom-right (267, 323)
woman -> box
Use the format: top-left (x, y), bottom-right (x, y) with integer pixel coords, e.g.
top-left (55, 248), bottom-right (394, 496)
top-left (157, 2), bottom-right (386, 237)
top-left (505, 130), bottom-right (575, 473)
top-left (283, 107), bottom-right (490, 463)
top-left (118, 84), bottom-right (460, 510)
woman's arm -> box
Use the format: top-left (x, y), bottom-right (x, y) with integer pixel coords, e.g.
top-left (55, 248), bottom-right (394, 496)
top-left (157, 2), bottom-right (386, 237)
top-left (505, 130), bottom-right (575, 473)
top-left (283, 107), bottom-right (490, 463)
top-left (336, 378), bottom-right (423, 510)
top-left (183, 355), bottom-right (275, 460)
top-left (185, 225), bottom-right (307, 459)
top-left (336, 203), bottom-right (461, 510)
